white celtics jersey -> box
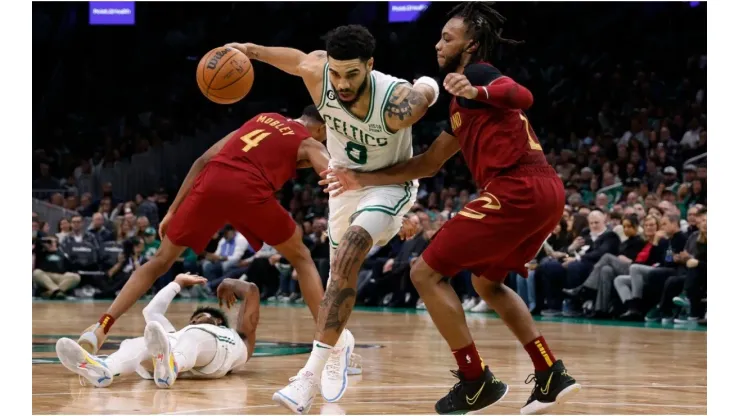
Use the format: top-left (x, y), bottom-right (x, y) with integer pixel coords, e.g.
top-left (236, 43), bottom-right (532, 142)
top-left (317, 65), bottom-right (414, 172)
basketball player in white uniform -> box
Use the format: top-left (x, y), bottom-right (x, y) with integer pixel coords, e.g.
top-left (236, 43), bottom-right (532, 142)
top-left (55, 274), bottom-right (256, 388)
top-left (227, 24), bottom-right (439, 413)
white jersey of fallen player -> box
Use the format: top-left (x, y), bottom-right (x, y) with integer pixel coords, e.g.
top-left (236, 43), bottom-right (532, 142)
top-left (317, 64), bottom-right (414, 173)
top-left (136, 324), bottom-right (248, 379)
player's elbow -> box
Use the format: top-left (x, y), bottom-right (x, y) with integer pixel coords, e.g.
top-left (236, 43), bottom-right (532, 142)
top-left (519, 88), bottom-right (534, 110)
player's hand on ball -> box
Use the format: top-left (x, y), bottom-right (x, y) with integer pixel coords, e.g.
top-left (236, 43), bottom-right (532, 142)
top-left (174, 273), bottom-right (207, 288)
top-left (216, 279), bottom-right (238, 309)
top-left (443, 73), bottom-right (478, 99)
top-left (319, 167), bottom-right (360, 197)
top-left (224, 42), bottom-right (254, 58)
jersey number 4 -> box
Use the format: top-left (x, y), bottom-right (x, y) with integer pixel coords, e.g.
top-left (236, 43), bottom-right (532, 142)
top-left (240, 129), bottom-right (272, 152)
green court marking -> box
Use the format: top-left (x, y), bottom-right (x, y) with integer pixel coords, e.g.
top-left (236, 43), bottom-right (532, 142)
top-left (33, 299), bottom-right (706, 332)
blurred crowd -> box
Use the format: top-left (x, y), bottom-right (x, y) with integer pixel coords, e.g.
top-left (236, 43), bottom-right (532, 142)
top-left (32, 2), bottom-right (706, 326)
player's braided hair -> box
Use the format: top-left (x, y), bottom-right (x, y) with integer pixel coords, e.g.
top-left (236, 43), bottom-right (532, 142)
top-left (192, 306), bottom-right (230, 328)
top-left (449, 2), bottom-right (523, 62)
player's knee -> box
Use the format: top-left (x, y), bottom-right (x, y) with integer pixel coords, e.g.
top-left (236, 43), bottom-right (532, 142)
top-left (472, 275), bottom-right (504, 295)
top-left (410, 260), bottom-right (437, 288)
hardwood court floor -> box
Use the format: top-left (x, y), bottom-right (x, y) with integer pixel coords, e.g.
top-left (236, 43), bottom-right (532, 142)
top-left (32, 301), bottom-right (707, 414)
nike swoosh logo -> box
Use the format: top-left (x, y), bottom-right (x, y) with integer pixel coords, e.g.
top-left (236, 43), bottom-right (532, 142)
top-left (465, 382), bottom-right (485, 405)
top-left (316, 344), bottom-right (331, 349)
top-left (326, 103), bottom-right (340, 109)
top-left (540, 373), bottom-right (553, 395)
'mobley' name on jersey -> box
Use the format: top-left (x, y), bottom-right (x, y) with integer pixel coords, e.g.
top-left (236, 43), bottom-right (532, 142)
top-left (323, 114), bottom-right (388, 147)
top-left (255, 114), bottom-right (295, 136)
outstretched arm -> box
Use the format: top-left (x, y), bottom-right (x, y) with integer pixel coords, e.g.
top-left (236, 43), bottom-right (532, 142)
top-left (142, 274), bottom-right (208, 332)
top-left (320, 131), bottom-right (460, 194)
top-left (225, 42), bottom-right (326, 103)
top-left (216, 278), bottom-right (260, 360)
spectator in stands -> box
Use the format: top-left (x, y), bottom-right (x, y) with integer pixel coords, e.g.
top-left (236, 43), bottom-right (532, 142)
top-left (672, 208), bottom-right (707, 323)
top-left (65, 195), bottom-right (79, 211)
top-left (96, 236), bottom-right (146, 298)
top-left (563, 214), bottom-right (646, 317)
top-left (209, 243), bottom-right (282, 299)
top-left (657, 166), bottom-right (680, 195)
top-left (202, 225), bottom-right (249, 282)
top-left (33, 236), bottom-right (81, 299)
top-left (648, 211), bottom-right (704, 324)
top-left (685, 206), bottom-right (700, 234)
top-left (540, 210), bottom-right (620, 316)
top-left (78, 193), bottom-right (94, 217)
top-left (135, 216), bottom-right (150, 237)
top-left (33, 162), bottom-right (60, 191)
top-left (633, 203), bottom-right (646, 221)
top-left (88, 212), bottom-right (114, 244)
top-left (616, 213), bottom-right (686, 320)
top-left (648, 206), bottom-right (663, 219)
top-left (50, 193), bottom-right (64, 207)
top-left (137, 190), bottom-right (160, 229)
top-left (142, 227), bottom-right (160, 260)
top-left (56, 218), bottom-right (71, 243)
top-left (61, 214), bottom-right (100, 273)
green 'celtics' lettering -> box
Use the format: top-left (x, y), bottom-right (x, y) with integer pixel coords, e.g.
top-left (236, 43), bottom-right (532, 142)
top-left (345, 142), bottom-right (368, 164)
top-left (324, 114), bottom-right (388, 148)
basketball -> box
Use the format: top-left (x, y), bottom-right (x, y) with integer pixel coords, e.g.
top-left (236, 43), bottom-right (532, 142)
top-left (196, 47), bottom-right (254, 104)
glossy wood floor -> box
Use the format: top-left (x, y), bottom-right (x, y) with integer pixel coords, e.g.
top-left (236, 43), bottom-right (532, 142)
top-left (33, 301), bottom-right (707, 414)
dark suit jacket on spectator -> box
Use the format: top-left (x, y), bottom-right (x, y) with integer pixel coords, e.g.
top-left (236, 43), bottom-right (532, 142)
top-left (658, 232), bottom-right (688, 268)
top-left (580, 231), bottom-right (621, 264)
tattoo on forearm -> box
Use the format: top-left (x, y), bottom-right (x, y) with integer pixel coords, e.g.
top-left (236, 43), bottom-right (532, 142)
top-left (385, 86), bottom-right (425, 122)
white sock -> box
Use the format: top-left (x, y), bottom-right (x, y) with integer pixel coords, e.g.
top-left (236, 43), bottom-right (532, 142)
top-left (301, 341), bottom-right (333, 379)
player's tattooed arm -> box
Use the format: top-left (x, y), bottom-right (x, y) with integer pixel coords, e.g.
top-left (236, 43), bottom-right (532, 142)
top-left (384, 83), bottom-right (433, 132)
top-left (316, 226), bottom-right (371, 339)
top-left (217, 278), bottom-right (260, 359)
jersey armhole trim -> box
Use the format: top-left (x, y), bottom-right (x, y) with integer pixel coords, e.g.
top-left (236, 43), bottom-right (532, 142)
top-left (380, 81), bottom-right (402, 135)
top-left (317, 63), bottom-right (329, 111)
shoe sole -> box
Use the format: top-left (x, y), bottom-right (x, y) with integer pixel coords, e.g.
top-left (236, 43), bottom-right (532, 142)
top-left (145, 322), bottom-right (176, 389)
top-left (56, 338), bottom-right (112, 388)
top-left (272, 391), bottom-right (312, 415)
top-left (520, 383), bottom-right (582, 415)
top-left (322, 330), bottom-right (355, 402)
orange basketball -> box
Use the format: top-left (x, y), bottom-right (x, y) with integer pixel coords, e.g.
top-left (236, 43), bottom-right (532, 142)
top-left (196, 47), bottom-right (254, 104)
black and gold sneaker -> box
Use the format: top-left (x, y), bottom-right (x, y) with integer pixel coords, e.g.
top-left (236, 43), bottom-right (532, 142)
top-left (435, 366), bottom-right (509, 414)
top-left (520, 360), bottom-right (581, 415)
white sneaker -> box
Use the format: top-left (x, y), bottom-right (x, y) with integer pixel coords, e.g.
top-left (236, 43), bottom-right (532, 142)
top-left (55, 337), bottom-right (113, 388)
top-left (462, 297), bottom-right (478, 311)
top-left (471, 299), bottom-right (490, 313)
top-left (321, 329), bottom-right (355, 402)
top-left (347, 352), bottom-right (363, 375)
top-left (145, 321), bottom-right (178, 389)
top-left (273, 370), bottom-right (320, 414)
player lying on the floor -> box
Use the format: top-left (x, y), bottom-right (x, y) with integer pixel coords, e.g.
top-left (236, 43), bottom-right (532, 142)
top-left (56, 274), bottom-right (260, 388)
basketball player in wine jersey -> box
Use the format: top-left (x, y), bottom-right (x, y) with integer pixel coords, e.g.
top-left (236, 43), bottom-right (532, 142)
top-left (76, 106), bottom-right (356, 371)
top-left (322, 4), bottom-right (581, 415)
top-left (227, 24), bottom-right (438, 413)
